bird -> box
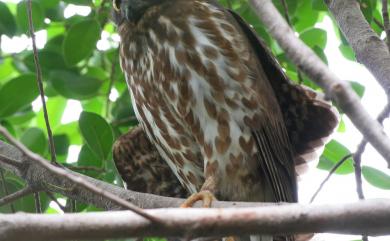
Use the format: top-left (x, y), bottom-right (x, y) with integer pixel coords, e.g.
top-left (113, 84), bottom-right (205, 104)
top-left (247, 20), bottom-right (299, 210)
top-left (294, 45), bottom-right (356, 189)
top-left (112, 0), bottom-right (338, 240)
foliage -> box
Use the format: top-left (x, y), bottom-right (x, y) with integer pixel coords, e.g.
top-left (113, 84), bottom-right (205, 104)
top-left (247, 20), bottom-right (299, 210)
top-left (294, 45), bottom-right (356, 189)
top-left (0, 0), bottom-right (389, 240)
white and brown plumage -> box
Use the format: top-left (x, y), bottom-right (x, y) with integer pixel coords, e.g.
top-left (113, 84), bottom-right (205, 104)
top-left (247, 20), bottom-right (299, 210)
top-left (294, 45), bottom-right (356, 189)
top-left (112, 0), bottom-right (338, 240)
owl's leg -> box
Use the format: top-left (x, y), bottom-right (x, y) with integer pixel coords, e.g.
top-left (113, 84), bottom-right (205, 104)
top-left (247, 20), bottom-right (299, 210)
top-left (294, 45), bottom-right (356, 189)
top-left (180, 176), bottom-right (217, 208)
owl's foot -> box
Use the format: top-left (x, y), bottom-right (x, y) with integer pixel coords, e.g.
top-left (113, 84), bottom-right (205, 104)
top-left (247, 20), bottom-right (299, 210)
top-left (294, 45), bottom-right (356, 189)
top-left (180, 190), bottom-right (216, 208)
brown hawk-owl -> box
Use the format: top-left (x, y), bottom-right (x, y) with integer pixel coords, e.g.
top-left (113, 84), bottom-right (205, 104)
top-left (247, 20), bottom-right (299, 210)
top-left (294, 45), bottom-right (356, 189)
top-left (112, 0), bottom-right (338, 240)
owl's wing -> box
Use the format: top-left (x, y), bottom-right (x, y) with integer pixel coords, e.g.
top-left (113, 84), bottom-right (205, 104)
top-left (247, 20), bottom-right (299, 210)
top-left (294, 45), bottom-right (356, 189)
top-left (228, 10), bottom-right (339, 175)
top-left (113, 126), bottom-right (189, 198)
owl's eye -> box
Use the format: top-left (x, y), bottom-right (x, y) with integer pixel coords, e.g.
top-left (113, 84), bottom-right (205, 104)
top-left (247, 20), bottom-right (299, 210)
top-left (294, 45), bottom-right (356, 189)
top-left (113, 0), bottom-right (121, 11)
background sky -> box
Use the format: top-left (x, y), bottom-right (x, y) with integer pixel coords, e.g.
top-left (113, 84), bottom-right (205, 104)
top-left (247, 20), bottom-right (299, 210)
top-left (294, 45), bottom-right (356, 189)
top-left (1, 1), bottom-right (389, 240)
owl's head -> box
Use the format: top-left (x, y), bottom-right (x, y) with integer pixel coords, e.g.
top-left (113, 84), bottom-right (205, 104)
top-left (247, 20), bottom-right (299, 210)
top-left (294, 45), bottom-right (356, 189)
top-left (112, 0), bottom-right (165, 25)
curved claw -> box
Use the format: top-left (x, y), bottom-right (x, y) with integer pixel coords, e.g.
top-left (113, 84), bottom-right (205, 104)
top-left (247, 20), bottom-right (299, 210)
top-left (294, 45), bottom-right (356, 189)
top-left (180, 190), bottom-right (216, 208)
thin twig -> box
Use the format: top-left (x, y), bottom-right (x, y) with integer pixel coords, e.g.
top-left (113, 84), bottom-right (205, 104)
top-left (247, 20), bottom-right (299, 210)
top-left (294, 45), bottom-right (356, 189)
top-left (0, 126), bottom-right (162, 224)
top-left (26, 0), bottom-right (57, 163)
top-left (34, 192), bottom-right (42, 213)
top-left (374, 17), bottom-right (385, 31)
top-left (45, 192), bottom-right (67, 212)
top-left (111, 116), bottom-right (138, 126)
top-left (353, 103), bottom-right (390, 200)
top-left (71, 199), bottom-right (76, 213)
top-left (383, 0), bottom-right (390, 50)
top-left (354, 140), bottom-right (367, 200)
top-left (0, 187), bottom-right (34, 207)
top-left (310, 154), bottom-right (353, 203)
top-left (0, 154), bottom-right (23, 169)
top-left (279, 0), bottom-right (292, 26)
top-left (0, 168), bottom-right (15, 212)
top-left (63, 164), bottom-right (105, 173)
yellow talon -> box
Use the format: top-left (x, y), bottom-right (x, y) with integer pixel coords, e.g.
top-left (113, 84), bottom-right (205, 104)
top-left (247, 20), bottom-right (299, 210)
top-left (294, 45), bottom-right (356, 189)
top-left (180, 190), bottom-right (216, 208)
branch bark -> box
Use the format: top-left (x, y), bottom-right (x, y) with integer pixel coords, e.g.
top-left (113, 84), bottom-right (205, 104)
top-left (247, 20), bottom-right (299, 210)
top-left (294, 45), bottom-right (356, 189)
top-left (326, 0), bottom-right (390, 95)
top-left (0, 140), bottom-right (273, 209)
top-left (1, 199), bottom-right (390, 241)
top-left (248, 0), bottom-right (390, 167)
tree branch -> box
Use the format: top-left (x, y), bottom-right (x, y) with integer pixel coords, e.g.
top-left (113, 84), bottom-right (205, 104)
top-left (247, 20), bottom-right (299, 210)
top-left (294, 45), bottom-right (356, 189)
top-left (353, 103), bottom-right (390, 200)
top-left (0, 139), bottom-right (275, 210)
top-left (325, 0), bottom-right (390, 96)
top-left (0, 199), bottom-right (389, 241)
top-left (0, 126), bottom-right (161, 223)
top-left (0, 168), bottom-right (16, 212)
top-left (248, 0), bottom-right (390, 167)
top-left (0, 187), bottom-right (34, 207)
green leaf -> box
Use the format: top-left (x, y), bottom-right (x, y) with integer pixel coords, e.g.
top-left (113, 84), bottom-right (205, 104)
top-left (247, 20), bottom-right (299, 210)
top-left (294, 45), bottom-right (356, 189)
top-left (54, 122), bottom-right (82, 145)
top-left (0, 58), bottom-right (17, 82)
top-left (63, 19), bottom-right (101, 65)
top-left (53, 134), bottom-right (70, 156)
top-left (362, 166), bottom-right (390, 190)
top-left (337, 117), bottom-right (346, 133)
top-left (111, 91), bottom-right (135, 121)
top-left (312, 0), bottom-right (327, 11)
top-left (349, 81), bottom-right (365, 98)
top-left (79, 111), bottom-right (114, 160)
top-left (41, 0), bottom-right (61, 9)
top-left (24, 50), bottom-right (66, 75)
top-left (16, 0), bottom-right (45, 33)
top-left (313, 46), bottom-right (328, 65)
top-left (339, 44), bottom-right (356, 61)
top-left (300, 28), bottom-right (327, 49)
top-left (78, 144), bottom-right (102, 168)
top-left (359, 0), bottom-right (373, 23)
top-left (272, 0), bottom-right (298, 17)
top-left (49, 70), bottom-right (102, 100)
top-left (76, 144), bottom-right (104, 178)
top-left (0, 74), bottom-right (39, 118)
top-left (62, 0), bottom-right (93, 5)
top-left (294, 1), bottom-right (320, 32)
top-left (0, 2), bottom-right (17, 37)
top-left (318, 140), bottom-right (354, 174)
top-left (20, 127), bottom-right (47, 155)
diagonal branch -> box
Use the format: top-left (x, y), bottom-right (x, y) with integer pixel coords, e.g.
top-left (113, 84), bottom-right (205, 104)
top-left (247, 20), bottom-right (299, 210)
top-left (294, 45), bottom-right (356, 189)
top-left (0, 168), bottom-right (15, 212)
top-left (249, 0), bottom-right (390, 168)
top-left (0, 187), bottom-right (34, 207)
top-left (0, 126), bottom-right (161, 223)
top-left (325, 0), bottom-right (390, 96)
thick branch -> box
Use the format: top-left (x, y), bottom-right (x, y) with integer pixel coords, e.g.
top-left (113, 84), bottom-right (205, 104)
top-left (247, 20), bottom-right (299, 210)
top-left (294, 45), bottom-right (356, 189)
top-left (0, 140), bottom-right (271, 209)
top-left (1, 199), bottom-right (390, 241)
top-left (326, 0), bottom-right (390, 94)
top-left (249, 0), bottom-right (390, 167)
